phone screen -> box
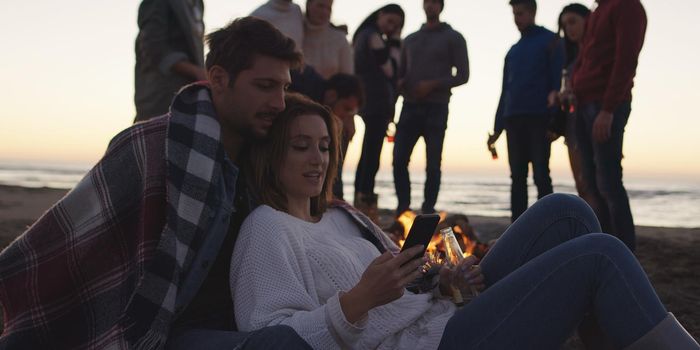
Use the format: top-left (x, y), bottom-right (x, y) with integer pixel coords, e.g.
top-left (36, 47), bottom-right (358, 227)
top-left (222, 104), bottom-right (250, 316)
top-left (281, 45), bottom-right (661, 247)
top-left (400, 214), bottom-right (440, 260)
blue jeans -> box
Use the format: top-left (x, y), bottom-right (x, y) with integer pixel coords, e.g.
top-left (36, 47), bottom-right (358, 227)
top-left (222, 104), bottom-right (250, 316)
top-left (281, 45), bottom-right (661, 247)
top-left (505, 115), bottom-right (553, 222)
top-left (438, 194), bottom-right (666, 349)
top-left (576, 102), bottom-right (635, 251)
top-left (166, 325), bottom-right (311, 350)
top-left (355, 113), bottom-right (390, 195)
top-left (392, 102), bottom-right (449, 214)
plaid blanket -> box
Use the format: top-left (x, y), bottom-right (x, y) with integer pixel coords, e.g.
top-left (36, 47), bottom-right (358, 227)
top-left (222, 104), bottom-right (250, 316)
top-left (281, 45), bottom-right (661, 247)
top-left (0, 83), bottom-right (230, 349)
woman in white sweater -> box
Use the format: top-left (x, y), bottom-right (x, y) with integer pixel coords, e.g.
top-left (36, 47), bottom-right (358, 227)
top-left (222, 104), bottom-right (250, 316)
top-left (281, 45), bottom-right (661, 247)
top-left (230, 93), bottom-right (698, 349)
top-left (303, 0), bottom-right (354, 79)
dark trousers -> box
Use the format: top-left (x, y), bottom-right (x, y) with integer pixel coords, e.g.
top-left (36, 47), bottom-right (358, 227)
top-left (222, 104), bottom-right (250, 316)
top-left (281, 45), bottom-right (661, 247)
top-left (332, 133), bottom-right (351, 200)
top-left (576, 102), bottom-right (635, 251)
top-left (505, 115), bottom-right (553, 222)
top-left (392, 102), bottom-right (448, 214)
top-left (354, 113), bottom-right (390, 195)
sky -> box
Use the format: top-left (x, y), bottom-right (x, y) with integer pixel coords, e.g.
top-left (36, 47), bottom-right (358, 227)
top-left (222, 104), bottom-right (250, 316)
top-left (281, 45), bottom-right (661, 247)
top-left (0, 0), bottom-right (698, 182)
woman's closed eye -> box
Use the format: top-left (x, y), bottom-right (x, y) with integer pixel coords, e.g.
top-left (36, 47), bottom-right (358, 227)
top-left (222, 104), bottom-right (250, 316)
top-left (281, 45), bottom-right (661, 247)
top-left (291, 143), bottom-right (309, 151)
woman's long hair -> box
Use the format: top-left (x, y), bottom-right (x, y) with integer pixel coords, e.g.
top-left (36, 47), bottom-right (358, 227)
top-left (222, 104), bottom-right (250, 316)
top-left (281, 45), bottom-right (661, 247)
top-left (248, 93), bottom-right (340, 217)
top-left (352, 4), bottom-right (404, 44)
top-left (558, 3), bottom-right (591, 66)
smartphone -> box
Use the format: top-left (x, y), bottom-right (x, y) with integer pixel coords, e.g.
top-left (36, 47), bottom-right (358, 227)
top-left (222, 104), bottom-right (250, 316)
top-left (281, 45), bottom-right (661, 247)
top-left (400, 214), bottom-right (440, 261)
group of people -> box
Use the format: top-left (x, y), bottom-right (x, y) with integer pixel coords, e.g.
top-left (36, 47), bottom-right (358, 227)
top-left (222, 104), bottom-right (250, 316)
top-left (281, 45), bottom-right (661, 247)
top-left (134, 0), bottom-right (469, 224)
top-left (1, 0), bottom-right (699, 349)
top-left (488, 0), bottom-right (645, 255)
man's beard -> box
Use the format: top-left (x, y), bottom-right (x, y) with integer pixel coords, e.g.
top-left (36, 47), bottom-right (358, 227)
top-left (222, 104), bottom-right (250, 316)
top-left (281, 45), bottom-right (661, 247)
top-left (241, 111), bottom-right (278, 141)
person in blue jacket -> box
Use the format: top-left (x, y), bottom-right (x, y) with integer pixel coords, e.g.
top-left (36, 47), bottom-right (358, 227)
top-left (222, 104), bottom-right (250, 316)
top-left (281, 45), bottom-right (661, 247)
top-left (487, 0), bottom-right (563, 222)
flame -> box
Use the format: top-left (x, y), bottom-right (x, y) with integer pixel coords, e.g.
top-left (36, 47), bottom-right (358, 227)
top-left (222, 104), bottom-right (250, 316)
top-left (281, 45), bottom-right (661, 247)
top-left (395, 210), bottom-right (475, 263)
top-left (452, 225), bottom-right (476, 257)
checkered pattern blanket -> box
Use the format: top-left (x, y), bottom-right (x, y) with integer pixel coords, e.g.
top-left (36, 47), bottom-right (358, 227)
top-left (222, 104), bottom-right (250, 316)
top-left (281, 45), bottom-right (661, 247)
top-left (0, 83), bottom-right (228, 349)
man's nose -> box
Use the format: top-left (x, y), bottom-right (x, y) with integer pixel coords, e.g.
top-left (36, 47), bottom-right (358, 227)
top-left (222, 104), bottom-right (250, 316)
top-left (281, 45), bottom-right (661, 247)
top-left (269, 89), bottom-right (285, 112)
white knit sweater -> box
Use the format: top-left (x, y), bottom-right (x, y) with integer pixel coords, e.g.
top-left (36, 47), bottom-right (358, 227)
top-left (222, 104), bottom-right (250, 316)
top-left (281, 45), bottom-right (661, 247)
top-left (250, 0), bottom-right (304, 49)
top-left (231, 205), bottom-right (456, 349)
top-left (303, 21), bottom-right (354, 79)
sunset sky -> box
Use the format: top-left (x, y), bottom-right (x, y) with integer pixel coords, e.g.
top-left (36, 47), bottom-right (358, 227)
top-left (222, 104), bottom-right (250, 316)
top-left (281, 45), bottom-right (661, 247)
top-left (1, 0), bottom-right (698, 182)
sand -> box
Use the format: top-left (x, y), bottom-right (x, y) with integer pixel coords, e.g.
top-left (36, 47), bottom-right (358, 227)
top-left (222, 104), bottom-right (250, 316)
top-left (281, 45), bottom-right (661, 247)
top-left (1, 184), bottom-right (698, 346)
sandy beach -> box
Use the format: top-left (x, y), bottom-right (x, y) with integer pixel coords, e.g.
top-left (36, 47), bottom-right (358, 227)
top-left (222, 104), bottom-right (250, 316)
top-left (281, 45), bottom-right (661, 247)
top-left (1, 184), bottom-right (698, 346)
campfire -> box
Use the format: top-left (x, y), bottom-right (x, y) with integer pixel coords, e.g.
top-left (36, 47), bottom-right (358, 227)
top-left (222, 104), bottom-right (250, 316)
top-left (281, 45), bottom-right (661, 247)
top-left (386, 210), bottom-right (489, 265)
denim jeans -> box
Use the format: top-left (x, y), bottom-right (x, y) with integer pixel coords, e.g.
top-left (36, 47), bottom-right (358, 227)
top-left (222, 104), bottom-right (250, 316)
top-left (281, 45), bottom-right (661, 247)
top-left (576, 102), bottom-right (635, 251)
top-left (438, 194), bottom-right (666, 349)
top-left (354, 113), bottom-right (390, 195)
top-left (166, 325), bottom-right (311, 350)
top-left (392, 102), bottom-right (449, 214)
top-left (505, 114), bottom-right (553, 222)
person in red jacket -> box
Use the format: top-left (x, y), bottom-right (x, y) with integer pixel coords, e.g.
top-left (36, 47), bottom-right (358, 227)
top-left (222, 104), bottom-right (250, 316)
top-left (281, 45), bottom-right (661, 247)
top-left (572, 0), bottom-right (646, 252)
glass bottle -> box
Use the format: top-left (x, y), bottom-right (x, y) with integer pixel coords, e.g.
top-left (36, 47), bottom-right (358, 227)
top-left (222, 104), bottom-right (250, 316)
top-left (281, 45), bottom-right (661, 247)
top-left (441, 227), bottom-right (465, 306)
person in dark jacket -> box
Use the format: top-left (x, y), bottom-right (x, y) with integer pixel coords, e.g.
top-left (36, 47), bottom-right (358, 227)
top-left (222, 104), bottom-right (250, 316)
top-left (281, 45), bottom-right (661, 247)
top-left (487, 0), bottom-right (563, 222)
top-left (351, 4), bottom-right (404, 221)
top-left (392, 0), bottom-right (469, 216)
top-left (572, 0), bottom-right (647, 252)
top-left (134, 0), bottom-right (207, 122)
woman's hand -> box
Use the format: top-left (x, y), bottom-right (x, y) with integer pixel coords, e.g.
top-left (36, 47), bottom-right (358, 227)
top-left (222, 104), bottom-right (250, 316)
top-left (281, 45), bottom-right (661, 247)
top-left (340, 246), bottom-right (426, 323)
top-left (438, 255), bottom-right (485, 298)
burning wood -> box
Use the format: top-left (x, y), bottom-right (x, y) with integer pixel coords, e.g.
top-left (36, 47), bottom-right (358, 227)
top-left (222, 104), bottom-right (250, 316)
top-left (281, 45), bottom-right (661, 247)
top-left (385, 210), bottom-right (490, 264)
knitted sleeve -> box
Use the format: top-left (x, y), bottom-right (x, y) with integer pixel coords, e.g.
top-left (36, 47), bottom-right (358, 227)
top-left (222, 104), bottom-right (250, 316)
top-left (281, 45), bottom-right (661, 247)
top-left (231, 207), bottom-right (366, 349)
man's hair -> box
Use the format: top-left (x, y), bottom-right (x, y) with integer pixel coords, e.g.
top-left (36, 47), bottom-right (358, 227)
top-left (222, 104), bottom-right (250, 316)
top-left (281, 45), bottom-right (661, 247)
top-left (509, 0), bottom-right (537, 12)
top-left (205, 17), bottom-right (303, 84)
top-left (433, 0), bottom-right (445, 11)
top-left (324, 73), bottom-right (365, 108)
top-left (249, 93), bottom-right (340, 217)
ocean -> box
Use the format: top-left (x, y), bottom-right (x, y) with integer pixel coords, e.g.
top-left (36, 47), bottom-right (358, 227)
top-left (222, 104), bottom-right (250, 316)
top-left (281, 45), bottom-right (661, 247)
top-left (1, 162), bottom-right (698, 229)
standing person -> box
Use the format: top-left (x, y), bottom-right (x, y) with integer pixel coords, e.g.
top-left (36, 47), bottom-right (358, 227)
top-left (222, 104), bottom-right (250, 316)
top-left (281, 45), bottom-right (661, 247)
top-left (230, 93), bottom-right (699, 350)
top-left (572, 0), bottom-right (647, 252)
top-left (352, 4), bottom-right (404, 221)
top-left (0, 17), bottom-right (312, 350)
top-left (134, 0), bottom-right (207, 122)
top-left (251, 0), bottom-right (304, 49)
top-left (303, 0), bottom-right (354, 79)
top-left (487, 0), bottom-right (563, 222)
top-left (555, 4), bottom-right (600, 217)
top-left (392, 0), bottom-right (469, 215)
top-left (321, 74), bottom-right (364, 200)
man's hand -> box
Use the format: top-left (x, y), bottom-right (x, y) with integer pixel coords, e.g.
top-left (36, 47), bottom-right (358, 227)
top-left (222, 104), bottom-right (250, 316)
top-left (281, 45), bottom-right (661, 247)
top-left (414, 80), bottom-right (440, 99)
top-left (172, 60), bottom-right (207, 81)
top-left (487, 132), bottom-right (501, 147)
top-left (592, 110), bottom-right (614, 143)
top-left (558, 89), bottom-right (574, 110)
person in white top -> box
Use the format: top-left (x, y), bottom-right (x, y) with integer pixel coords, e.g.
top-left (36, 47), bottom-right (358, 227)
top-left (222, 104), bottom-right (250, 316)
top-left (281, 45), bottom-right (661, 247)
top-left (251, 0), bottom-right (304, 50)
top-left (303, 0), bottom-right (354, 79)
top-left (230, 93), bottom-right (698, 349)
